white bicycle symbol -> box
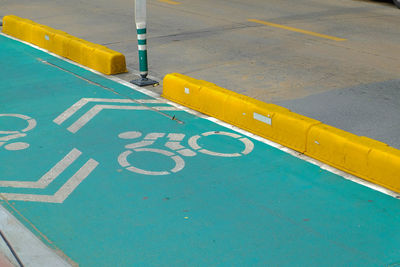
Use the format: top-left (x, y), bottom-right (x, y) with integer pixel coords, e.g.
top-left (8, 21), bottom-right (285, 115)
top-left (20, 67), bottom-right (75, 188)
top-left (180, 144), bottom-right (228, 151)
top-left (117, 130), bottom-right (254, 175)
top-left (0, 114), bottom-right (37, 151)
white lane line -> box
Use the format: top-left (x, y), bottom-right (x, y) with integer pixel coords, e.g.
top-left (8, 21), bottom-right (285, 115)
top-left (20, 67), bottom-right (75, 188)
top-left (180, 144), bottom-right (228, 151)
top-left (67, 104), bottom-right (180, 133)
top-left (0, 149), bottom-right (81, 189)
top-left (1, 159), bottom-right (98, 203)
top-left (53, 98), bottom-right (164, 125)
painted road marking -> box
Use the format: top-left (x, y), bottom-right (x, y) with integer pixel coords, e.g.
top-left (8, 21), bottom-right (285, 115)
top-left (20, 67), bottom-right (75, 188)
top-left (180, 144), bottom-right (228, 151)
top-left (53, 98), bottom-right (164, 125)
top-left (121, 131), bottom-right (196, 156)
top-left (0, 114), bottom-right (37, 151)
top-left (248, 19), bottom-right (347, 41)
top-left (188, 131), bottom-right (254, 157)
top-left (117, 130), bottom-right (254, 175)
top-left (0, 114), bottom-right (37, 134)
top-left (3, 32), bottom-right (400, 266)
top-left (119, 148), bottom-right (185, 175)
top-left (158, 0), bottom-right (181, 5)
top-left (0, 148), bottom-right (81, 189)
top-left (66, 105), bottom-right (179, 134)
top-left (1, 158), bottom-right (98, 203)
top-left (54, 98), bottom-right (180, 133)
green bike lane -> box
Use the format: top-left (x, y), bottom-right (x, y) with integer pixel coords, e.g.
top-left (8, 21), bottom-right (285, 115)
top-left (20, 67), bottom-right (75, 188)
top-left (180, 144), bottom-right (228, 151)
top-left (1, 34), bottom-right (400, 266)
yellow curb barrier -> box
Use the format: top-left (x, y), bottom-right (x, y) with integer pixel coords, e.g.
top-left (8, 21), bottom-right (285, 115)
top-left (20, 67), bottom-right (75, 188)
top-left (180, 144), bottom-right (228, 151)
top-left (2, 15), bottom-right (127, 75)
top-left (163, 73), bottom-right (320, 152)
top-left (163, 73), bottom-right (400, 194)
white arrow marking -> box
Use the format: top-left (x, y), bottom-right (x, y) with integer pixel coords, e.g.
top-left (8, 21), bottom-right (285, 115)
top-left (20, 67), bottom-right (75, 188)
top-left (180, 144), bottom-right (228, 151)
top-left (67, 104), bottom-right (180, 133)
top-left (1, 159), bottom-right (98, 203)
top-left (53, 98), bottom-right (165, 125)
top-left (0, 148), bottom-right (81, 188)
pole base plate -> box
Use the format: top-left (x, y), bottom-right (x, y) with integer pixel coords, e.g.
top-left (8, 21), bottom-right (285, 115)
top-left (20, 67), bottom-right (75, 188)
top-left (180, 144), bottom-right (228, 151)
top-left (130, 77), bottom-right (159, 87)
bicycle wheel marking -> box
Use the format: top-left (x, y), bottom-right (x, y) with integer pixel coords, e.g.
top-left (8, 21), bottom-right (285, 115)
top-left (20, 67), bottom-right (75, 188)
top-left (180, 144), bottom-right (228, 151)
top-left (0, 114), bottom-right (37, 134)
top-left (202, 131), bottom-right (241, 138)
top-left (188, 131), bottom-right (254, 157)
top-left (118, 148), bottom-right (185, 176)
top-left (239, 138), bottom-right (254, 155)
top-left (0, 114), bottom-right (37, 151)
top-left (188, 135), bottom-right (201, 150)
top-left (117, 130), bottom-right (254, 175)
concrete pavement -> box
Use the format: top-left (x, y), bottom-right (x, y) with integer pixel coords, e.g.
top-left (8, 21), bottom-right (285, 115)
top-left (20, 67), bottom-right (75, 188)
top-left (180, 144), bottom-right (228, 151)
top-left (0, 251), bottom-right (14, 267)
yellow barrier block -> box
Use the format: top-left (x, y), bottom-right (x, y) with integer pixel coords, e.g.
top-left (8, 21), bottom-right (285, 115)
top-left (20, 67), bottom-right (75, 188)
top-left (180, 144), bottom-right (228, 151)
top-left (271, 110), bottom-right (320, 152)
top-left (304, 123), bottom-right (400, 192)
top-left (344, 136), bottom-right (387, 175)
top-left (2, 15), bottom-right (127, 75)
top-left (162, 73), bottom-right (203, 110)
top-left (162, 73), bottom-right (320, 152)
top-left (50, 30), bottom-right (74, 57)
top-left (223, 94), bottom-right (319, 151)
top-left (368, 146), bottom-right (400, 192)
top-left (90, 45), bottom-right (127, 75)
top-left (2, 16), bottom-right (36, 42)
top-left (67, 38), bottom-right (95, 66)
top-left (306, 124), bottom-right (374, 173)
top-left (30, 25), bottom-right (55, 50)
top-left (306, 124), bottom-right (352, 167)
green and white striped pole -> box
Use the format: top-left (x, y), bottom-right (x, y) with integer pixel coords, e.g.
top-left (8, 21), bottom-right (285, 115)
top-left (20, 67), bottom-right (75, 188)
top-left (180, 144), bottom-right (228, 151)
top-left (131, 0), bottom-right (158, 86)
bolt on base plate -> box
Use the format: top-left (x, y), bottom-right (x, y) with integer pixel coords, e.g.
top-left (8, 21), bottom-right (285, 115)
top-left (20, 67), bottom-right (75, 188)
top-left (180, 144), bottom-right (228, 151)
top-left (130, 77), bottom-right (159, 87)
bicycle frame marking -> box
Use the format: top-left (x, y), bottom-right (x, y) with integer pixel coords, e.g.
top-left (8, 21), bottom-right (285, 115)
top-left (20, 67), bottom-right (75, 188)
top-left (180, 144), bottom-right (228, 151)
top-left (0, 114), bottom-right (37, 151)
top-left (118, 130), bottom-right (255, 175)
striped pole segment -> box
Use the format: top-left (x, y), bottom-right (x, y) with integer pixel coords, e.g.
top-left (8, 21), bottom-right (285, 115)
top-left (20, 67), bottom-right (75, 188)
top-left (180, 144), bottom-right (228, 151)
top-left (131, 0), bottom-right (158, 86)
top-left (136, 22), bottom-right (148, 78)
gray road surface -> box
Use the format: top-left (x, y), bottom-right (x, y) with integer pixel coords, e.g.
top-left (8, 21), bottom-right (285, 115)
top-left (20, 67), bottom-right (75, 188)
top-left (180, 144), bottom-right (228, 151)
top-left (1, 0), bottom-right (399, 148)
